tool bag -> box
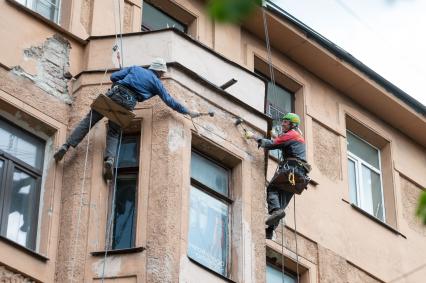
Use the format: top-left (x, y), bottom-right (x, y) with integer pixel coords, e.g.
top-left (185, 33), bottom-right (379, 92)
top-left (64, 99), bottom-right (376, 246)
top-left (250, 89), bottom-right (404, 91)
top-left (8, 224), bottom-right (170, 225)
top-left (268, 159), bottom-right (311, 195)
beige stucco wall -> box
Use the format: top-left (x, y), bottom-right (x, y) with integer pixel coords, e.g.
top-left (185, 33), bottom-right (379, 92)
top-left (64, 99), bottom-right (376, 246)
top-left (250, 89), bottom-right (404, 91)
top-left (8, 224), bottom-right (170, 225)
top-left (0, 0), bottom-right (425, 283)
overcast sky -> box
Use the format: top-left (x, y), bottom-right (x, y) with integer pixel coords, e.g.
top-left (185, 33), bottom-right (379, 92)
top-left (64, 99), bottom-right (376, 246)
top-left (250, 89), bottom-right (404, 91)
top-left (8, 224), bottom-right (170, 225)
top-left (274, 0), bottom-right (426, 106)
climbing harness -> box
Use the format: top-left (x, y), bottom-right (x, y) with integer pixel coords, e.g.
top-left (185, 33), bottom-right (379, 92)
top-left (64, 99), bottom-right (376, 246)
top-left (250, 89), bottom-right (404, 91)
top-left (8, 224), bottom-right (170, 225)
top-left (268, 159), bottom-right (310, 195)
top-left (288, 169), bottom-right (295, 186)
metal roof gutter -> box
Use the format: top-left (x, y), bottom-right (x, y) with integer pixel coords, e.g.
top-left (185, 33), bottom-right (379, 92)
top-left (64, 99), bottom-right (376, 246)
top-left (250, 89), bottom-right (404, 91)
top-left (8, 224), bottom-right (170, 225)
top-left (266, 1), bottom-right (426, 116)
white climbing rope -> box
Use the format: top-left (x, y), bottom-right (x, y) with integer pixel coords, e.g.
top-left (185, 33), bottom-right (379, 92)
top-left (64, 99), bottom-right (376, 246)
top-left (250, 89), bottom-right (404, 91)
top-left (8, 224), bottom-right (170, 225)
top-left (261, 3), bottom-right (302, 282)
top-left (101, 131), bottom-right (123, 282)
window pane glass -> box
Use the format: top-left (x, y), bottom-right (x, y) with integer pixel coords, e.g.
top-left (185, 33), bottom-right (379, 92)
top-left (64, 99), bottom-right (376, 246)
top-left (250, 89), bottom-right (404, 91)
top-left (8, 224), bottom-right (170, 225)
top-left (190, 152), bottom-right (228, 196)
top-left (267, 82), bottom-right (293, 117)
top-left (5, 168), bottom-right (38, 249)
top-left (266, 82), bottom-right (293, 159)
top-left (112, 175), bottom-right (137, 249)
top-left (188, 186), bottom-right (229, 276)
top-left (0, 159), bottom-right (4, 184)
top-left (266, 264), bottom-right (296, 283)
top-left (0, 119), bottom-right (45, 169)
top-left (142, 2), bottom-right (186, 33)
top-left (32, 0), bottom-right (59, 22)
top-left (361, 165), bottom-right (384, 220)
top-left (347, 132), bottom-right (379, 169)
top-left (117, 136), bottom-right (139, 168)
top-left (348, 159), bottom-right (357, 204)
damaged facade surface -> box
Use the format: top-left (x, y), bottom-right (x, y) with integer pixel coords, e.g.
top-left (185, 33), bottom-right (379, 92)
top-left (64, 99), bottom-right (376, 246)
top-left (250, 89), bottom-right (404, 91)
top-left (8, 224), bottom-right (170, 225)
top-left (0, 0), bottom-right (425, 282)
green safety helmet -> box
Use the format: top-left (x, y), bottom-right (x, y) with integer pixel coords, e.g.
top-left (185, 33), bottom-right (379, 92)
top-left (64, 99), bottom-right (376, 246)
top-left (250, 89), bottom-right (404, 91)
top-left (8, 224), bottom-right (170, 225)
top-left (282, 112), bottom-right (300, 126)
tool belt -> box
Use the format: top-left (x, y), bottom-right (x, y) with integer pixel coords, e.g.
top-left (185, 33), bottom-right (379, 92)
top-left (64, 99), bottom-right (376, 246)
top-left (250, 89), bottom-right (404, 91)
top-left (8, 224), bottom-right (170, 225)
top-left (284, 158), bottom-right (312, 173)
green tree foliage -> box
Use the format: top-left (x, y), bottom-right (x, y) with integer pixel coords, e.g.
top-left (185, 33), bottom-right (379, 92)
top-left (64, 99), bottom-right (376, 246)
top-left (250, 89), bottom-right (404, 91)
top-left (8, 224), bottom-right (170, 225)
top-left (207, 0), bottom-right (263, 23)
top-left (417, 191), bottom-right (426, 225)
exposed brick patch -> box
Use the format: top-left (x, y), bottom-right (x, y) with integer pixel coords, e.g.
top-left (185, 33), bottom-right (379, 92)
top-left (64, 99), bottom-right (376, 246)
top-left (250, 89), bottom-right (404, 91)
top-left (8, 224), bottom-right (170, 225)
top-left (12, 34), bottom-right (72, 103)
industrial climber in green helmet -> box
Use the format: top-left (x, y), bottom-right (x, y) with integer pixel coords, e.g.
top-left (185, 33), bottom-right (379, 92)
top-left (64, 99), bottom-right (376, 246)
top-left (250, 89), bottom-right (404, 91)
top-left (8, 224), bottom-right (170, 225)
top-left (248, 112), bottom-right (310, 239)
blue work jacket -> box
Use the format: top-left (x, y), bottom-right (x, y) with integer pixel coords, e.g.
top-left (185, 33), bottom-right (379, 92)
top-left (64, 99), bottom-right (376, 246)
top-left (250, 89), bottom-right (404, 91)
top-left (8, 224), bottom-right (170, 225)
top-left (110, 65), bottom-right (189, 114)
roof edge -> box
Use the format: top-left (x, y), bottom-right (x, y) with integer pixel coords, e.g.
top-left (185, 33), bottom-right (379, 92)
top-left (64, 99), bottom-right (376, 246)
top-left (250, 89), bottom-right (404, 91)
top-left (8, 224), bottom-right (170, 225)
top-left (266, 1), bottom-right (426, 116)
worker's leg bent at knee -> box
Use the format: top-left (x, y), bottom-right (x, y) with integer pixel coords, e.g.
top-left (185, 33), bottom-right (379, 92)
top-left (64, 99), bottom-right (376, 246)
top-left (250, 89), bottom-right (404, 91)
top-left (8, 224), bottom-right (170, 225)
top-left (54, 110), bottom-right (104, 162)
top-left (103, 120), bottom-right (122, 181)
top-left (54, 86), bottom-right (136, 163)
top-left (265, 189), bottom-right (294, 239)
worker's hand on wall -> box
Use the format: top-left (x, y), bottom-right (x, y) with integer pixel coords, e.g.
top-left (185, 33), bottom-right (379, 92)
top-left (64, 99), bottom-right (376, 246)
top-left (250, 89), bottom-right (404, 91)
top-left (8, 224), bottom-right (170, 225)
top-left (188, 111), bottom-right (201, 118)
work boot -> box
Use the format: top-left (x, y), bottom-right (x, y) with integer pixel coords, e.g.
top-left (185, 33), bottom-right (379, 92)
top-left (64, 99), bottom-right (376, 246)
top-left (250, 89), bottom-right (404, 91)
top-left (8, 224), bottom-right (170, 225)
top-left (265, 208), bottom-right (285, 226)
top-left (265, 227), bottom-right (274, 240)
top-left (103, 157), bottom-right (115, 181)
top-left (54, 144), bottom-right (70, 162)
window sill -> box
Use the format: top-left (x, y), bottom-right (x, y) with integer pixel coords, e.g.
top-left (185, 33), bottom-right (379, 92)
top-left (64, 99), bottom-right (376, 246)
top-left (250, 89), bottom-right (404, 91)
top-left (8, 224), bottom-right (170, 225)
top-left (0, 235), bottom-right (49, 262)
top-left (188, 256), bottom-right (236, 283)
top-left (341, 199), bottom-right (407, 239)
top-left (91, 246), bottom-right (145, 256)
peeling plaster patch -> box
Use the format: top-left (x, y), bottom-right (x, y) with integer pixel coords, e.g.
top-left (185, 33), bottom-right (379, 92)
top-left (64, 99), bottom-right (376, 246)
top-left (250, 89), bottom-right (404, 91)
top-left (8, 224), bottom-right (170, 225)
top-left (13, 34), bottom-right (72, 103)
top-left (124, 2), bottom-right (133, 33)
top-left (0, 265), bottom-right (35, 282)
top-left (92, 256), bottom-right (122, 278)
top-left (312, 120), bottom-right (341, 181)
top-left (168, 123), bottom-right (185, 152)
top-left (400, 177), bottom-right (426, 236)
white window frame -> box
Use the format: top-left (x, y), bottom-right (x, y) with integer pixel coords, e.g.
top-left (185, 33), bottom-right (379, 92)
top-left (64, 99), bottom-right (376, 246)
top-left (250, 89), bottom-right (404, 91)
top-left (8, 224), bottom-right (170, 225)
top-left (17, 0), bottom-right (61, 23)
top-left (347, 131), bottom-right (386, 221)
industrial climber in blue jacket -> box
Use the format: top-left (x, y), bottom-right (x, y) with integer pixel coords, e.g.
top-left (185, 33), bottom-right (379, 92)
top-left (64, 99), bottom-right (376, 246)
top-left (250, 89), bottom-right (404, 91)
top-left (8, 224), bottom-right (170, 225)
top-left (54, 58), bottom-right (200, 180)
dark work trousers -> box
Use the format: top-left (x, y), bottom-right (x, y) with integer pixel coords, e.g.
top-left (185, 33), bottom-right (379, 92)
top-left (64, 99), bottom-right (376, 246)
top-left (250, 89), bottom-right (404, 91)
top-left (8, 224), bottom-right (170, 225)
top-left (266, 159), bottom-right (305, 231)
top-left (267, 188), bottom-right (294, 230)
top-left (66, 85), bottom-right (137, 160)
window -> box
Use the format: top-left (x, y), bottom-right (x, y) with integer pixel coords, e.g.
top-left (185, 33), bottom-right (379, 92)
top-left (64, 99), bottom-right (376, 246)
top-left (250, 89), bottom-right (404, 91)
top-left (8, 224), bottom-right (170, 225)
top-left (347, 131), bottom-right (385, 221)
top-left (256, 71), bottom-right (295, 158)
top-left (266, 264), bottom-right (296, 283)
top-left (188, 151), bottom-right (231, 276)
top-left (142, 2), bottom-right (187, 33)
top-left (0, 118), bottom-right (45, 250)
top-left (16, 0), bottom-right (61, 23)
top-left (111, 135), bottom-right (140, 250)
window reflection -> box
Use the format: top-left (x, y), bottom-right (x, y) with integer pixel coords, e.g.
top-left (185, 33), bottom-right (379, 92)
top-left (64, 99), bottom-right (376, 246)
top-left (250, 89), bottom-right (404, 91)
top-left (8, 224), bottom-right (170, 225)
top-left (0, 119), bottom-right (44, 169)
top-left (111, 134), bottom-right (140, 250)
top-left (190, 152), bottom-right (228, 196)
top-left (0, 118), bottom-right (44, 251)
top-left (6, 169), bottom-right (37, 247)
top-left (142, 2), bottom-right (187, 32)
top-left (117, 136), bottom-right (139, 168)
top-left (188, 186), bottom-right (229, 276)
top-left (112, 175), bottom-right (137, 250)
top-left (266, 264), bottom-right (296, 283)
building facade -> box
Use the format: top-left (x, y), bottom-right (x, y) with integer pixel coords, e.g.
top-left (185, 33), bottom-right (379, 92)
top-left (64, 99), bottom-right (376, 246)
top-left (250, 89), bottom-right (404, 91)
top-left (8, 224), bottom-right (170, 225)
top-left (0, 0), bottom-right (425, 282)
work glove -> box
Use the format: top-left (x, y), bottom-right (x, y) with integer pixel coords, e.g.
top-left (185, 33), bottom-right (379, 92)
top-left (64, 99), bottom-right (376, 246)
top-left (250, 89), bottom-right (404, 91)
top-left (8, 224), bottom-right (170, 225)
top-left (257, 138), bottom-right (272, 148)
top-left (188, 111), bottom-right (201, 118)
top-left (243, 130), bottom-right (255, 139)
